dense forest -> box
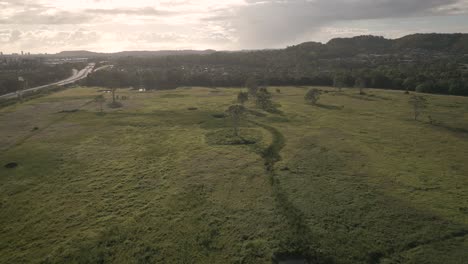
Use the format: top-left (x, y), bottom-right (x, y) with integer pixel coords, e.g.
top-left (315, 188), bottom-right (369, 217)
top-left (85, 34), bottom-right (468, 96)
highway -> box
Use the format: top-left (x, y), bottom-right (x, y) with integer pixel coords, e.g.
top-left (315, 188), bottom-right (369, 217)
top-left (0, 63), bottom-right (95, 100)
top-left (93, 64), bottom-right (113, 72)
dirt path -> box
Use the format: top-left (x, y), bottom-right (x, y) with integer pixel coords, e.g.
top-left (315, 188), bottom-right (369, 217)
top-left (250, 120), bottom-right (332, 264)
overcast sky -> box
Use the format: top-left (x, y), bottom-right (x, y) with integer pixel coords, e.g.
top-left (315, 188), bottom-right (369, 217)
top-left (1, 0), bottom-right (468, 53)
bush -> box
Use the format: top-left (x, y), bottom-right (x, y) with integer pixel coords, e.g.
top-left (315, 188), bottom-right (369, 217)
top-left (304, 89), bottom-right (321, 104)
top-left (255, 87), bottom-right (276, 112)
top-left (108, 101), bottom-right (123, 108)
top-left (237, 92), bottom-right (249, 105)
top-left (205, 129), bottom-right (261, 145)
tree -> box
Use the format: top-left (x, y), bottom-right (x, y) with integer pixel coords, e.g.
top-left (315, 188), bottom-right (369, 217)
top-left (403, 77), bottom-right (416, 94)
top-left (95, 95), bottom-right (106, 112)
top-left (107, 87), bottom-right (123, 108)
top-left (304, 89), bottom-right (321, 105)
top-left (448, 79), bottom-right (467, 95)
top-left (246, 76), bottom-right (258, 97)
top-left (111, 88), bottom-right (117, 103)
top-left (226, 104), bottom-right (246, 136)
top-left (255, 87), bottom-right (275, 111)
top-left (333, 74), bottom-right (346, 91)
top-left (408, 95), bottom-right (428, 121)
top-left (415, 81), bottom-right (435, 93)
top-left (237, 91), bottom-right (249, 105)
top-left (354, 77), bottom-right (367, 95)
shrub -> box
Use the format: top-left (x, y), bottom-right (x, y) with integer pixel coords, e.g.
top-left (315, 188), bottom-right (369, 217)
top-left (255, 87), bottom-right (275, 111)
top-left (246, 76), bottom-right (258, 97)
top-left (304, 89), bottom-right (321, 105)
top-left (408, 95), bottom-right (428, 121)
top-left (226, 104), bottom-right (246, 136)
top-left (108, 101), bottom-right (123, 108)
top-left (237, 92), bottom-right (249, 105)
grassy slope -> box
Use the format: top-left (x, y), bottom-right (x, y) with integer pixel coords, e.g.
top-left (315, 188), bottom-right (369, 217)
top-left (0, 86), bottom-right (467, 263)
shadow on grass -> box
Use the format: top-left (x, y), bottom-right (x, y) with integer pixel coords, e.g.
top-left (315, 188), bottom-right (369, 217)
top-left (340, 93), bottom-right (392, 102)
top-left (205, 128), bottom-right (261, 146)
top-left (278, 136), bottom-right (468, 263)
top-left (431, 122), bottom-right (468, 135)
top-left (316, 103), bottom-right (343, 110)
top-left (250, 121), bottom-right (335, 264)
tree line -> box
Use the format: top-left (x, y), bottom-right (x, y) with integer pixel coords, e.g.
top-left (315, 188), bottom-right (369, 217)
top-left (84, 53), bottom-right (468, 96)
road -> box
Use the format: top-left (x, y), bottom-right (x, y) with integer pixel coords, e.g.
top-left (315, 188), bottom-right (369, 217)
top-left (0, 63), bottom-right (95, 100)
top-left (93, 64), bottom-right (113, 72)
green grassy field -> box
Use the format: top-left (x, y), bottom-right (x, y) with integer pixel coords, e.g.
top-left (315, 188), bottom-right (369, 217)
top-left (0, 86), bottom-right (467, 264)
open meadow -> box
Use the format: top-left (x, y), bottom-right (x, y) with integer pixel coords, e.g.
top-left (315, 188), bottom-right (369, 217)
top-left (1, 86), bottom-right (467, 264)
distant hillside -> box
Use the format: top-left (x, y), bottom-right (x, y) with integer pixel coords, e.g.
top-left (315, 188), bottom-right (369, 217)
top-left (287, 33), bottom-right (468, 57)
top-left (56, 33), bottom-right (468, 59)
top-left (113, 50), bottom-right (216, 57)
top-left (393, 33), bottom-right (468, 53)
top-left (56, 50), bottom-right (102, 57)
top-left (56, 50), bottom-right (216, 58)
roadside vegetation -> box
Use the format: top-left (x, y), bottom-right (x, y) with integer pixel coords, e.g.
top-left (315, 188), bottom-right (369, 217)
top-left (0, 62), bottom-right (86, 96)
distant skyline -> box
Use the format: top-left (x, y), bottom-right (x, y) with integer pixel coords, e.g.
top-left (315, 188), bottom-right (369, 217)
top-left (1, 0), bottom-right (468, 53)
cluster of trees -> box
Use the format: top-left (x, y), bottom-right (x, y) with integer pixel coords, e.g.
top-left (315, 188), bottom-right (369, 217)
top-left (226, 77), bottom-right (280, 136)
top-left (88, 64), bottom-right (468, 97)
top-left (80, 34), bottom-right (468, 96)
top-left (85, 58), bottom-right (468, 97)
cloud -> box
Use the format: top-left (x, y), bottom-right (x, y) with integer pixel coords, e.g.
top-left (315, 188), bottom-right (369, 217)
top-left (0, 0), bottom-right (467, 52)
top-left (0, 28), bottom-right (101, 52)
top-left (431, 1), bottom-right (468, 15)
top-left (0, 1), bottom-right (92, 25)
top-left (220, 0), bottom-right (467, 47)
top-left (0, 11), bottom-right (92, 25)
top-left (85, 7), bottom-right (176, 16)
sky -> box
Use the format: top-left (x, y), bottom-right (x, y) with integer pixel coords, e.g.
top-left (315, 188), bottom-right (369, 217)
top-left (1, 0), bottom-right (468, 53)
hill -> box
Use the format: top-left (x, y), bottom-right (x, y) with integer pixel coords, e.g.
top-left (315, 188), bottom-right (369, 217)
top-left (56, 33), bottom-right (468, 58)
top-left (394, 33), bottom-right (468, 53)
top-left (56, 49), bottom-right (217, 58)
top-left (286, 33), bottom-right (468, 56)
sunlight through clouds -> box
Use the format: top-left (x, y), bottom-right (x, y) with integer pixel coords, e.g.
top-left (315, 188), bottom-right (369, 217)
top-left (0, 0), bottom-right (467, 53)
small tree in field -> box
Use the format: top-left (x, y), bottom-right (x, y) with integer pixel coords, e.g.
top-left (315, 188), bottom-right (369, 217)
top-left (95, 95), bottom-right (106, 112)
top-left (237, 92), bottom-right (249, 105)
top-left (304, 89), bottom-right (321, 105)
top-left (409, 95), bottom-right (428, 121)
top-left (246, 76), bottom-right (258, 98)
top-left (255, 87), bottom-right (275, 111)
top-left (333, 74), bottom-right (345, 92)
top-left (354, 77), bottom-right (367, 95)
top-left (108, 87), bottom-right (123, 108)
top-left (111, 87), bottom-right (117, 103)
top-left (226, 105), bottom-right (246, 136)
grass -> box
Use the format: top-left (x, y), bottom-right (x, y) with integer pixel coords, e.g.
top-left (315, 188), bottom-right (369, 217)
top-left (0, 86), bottom-right (467, 263)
